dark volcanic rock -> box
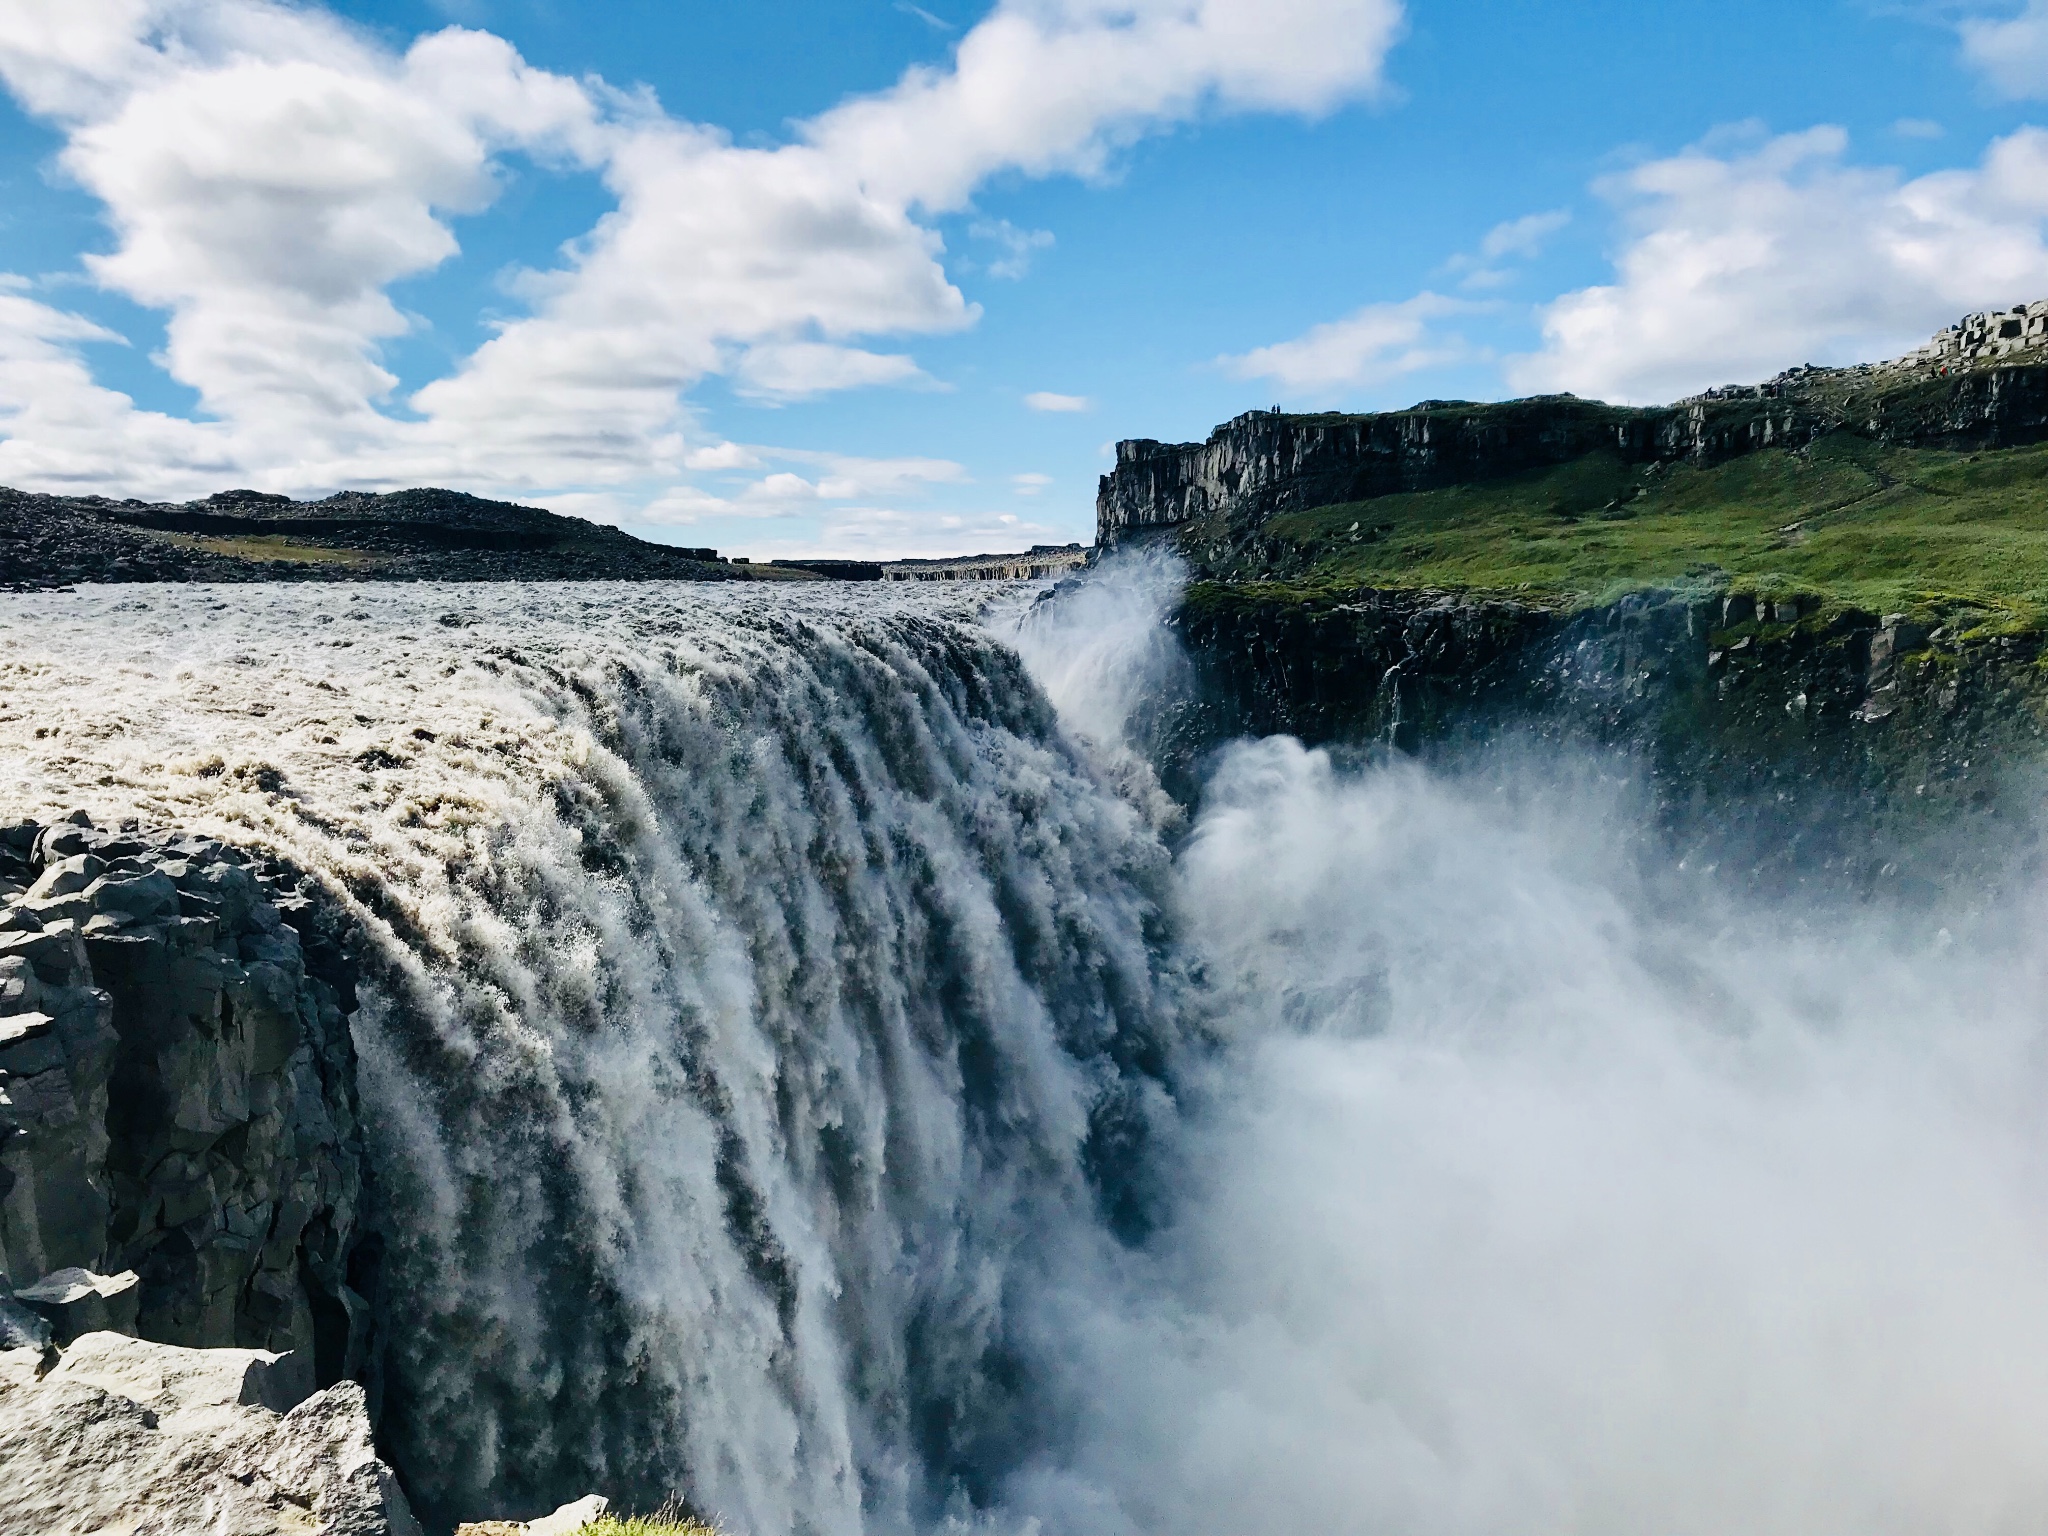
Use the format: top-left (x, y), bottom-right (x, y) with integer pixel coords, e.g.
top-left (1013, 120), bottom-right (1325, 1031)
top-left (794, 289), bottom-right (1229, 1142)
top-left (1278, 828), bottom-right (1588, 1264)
top-left (1097, 363), bottom-right (2048, 550)
top-left (0, 484), bottom-right (753, 588)
top-left (0, 815), bottom-right (373, 1388)
top-left (1157, 583), bottom-right (2048, 900)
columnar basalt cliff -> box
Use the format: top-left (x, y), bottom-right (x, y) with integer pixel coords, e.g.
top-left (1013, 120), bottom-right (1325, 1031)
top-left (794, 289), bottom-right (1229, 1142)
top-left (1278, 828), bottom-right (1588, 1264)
top-left (1098, 308), bottom-right (2048, 550)
top-left (1083, 305), bottom-right (2048, 889)
top-left (0, 814), bottom-right (372, 1377)
top-left (1143, 580), bottom-right (2048, 897)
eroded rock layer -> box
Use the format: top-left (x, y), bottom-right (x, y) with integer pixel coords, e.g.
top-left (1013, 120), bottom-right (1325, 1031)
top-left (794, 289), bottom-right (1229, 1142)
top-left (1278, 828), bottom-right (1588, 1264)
top-left (0, 815), bottom-right (372, 1375)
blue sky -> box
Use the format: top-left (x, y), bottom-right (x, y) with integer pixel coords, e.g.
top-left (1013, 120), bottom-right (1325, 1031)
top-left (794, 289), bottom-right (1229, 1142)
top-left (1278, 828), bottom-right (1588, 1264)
top-left (2, 1), bottom-right (2048, 557)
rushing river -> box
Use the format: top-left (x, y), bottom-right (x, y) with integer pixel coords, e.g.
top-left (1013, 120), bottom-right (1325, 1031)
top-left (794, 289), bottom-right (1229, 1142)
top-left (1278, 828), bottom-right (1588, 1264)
top-left (4, 566), bottom-right (2048, 1535)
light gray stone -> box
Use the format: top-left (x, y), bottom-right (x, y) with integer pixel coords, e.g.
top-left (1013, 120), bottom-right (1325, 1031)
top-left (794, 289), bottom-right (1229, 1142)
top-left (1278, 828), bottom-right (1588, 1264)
top-left (0, 1332), bottom-right (419, 1536)
top-left (527, 1494), bottom-right (610, 1535)
top-left (14, 1266), bottom-right (139, 1344)
top-left (25, 855), bottom-right (104, 904)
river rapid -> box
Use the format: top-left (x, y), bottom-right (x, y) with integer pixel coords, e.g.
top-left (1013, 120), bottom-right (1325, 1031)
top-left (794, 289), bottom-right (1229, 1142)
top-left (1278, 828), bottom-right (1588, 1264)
top-left (4, 566), bottom-right (2048, 1535)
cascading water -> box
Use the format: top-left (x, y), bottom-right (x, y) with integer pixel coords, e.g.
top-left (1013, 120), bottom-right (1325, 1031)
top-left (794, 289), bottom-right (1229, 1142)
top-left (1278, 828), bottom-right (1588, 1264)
top-left (7, 566), bottom-right (2048, 1535)
top-left (0, 581), bottom-right (1185, 1532)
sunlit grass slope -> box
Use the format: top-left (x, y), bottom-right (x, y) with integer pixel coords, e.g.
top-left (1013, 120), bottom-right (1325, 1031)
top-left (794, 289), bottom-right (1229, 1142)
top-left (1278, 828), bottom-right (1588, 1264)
top-left (1206, 433), bottom-right (2048, 629)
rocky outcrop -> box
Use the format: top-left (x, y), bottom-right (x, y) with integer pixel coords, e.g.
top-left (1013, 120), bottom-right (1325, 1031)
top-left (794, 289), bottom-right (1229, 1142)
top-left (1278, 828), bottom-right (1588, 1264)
top-left (1160, 584), bottom-right (2048, 894)
top-left (1097, 304), bottom-right (2048, 549)
top-left (1100, 399), bottom-right (1652, 547)
top-left (0, 1330), bottom-right (418, 1536)
top-left (882, 545), bottom-right (1092, 582)
top-left (0, 485), bottom-right (743, 589)
top-left (1895, 300), bottom-right (2048, 372)
top-left (0, 814), bottom-right (373, 1381)
top-left (454, 1494), bottom-right (612, 1536)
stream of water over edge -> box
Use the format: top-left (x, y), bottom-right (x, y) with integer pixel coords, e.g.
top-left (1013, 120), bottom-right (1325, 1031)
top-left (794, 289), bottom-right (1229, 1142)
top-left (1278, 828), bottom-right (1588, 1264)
top-left (5, 566), bottom-right (2048, 1535)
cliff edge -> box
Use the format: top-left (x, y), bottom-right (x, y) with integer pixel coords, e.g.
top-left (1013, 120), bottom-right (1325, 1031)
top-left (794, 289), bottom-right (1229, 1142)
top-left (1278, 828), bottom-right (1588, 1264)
top-left (1098, 301), bottom-right (2048, 616)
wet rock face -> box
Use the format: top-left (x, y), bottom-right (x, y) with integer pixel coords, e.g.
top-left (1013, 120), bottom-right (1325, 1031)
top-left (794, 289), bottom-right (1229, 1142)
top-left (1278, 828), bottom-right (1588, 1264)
top-left (1165, 586), bottom-right (2048, 900)
top-left (0, 815), bottom-right (372, 1382)
top-left (0, 1331), bottom-right (420, 1536)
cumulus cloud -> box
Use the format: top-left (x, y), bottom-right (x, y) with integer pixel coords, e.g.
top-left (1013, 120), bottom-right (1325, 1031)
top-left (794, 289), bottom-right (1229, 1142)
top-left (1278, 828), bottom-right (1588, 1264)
top-left (1222, 292), bottom-right (1470, 397)
top-left (809, 0), bottom-right (1405, 213)
top-left (1960, 1), bottom-right (2048, 97)
top-left (0, 283), bottom-right (234, 495)
top-left (683, 441), bottom-right (760, 471)
top-left (0, 0), bottom-right (1407, 521)
top-left (730, 343), bottom-right (929, 401)
top-left (1025, 391), bottom-right (1091, 412)
top-left (635, 450), bottom-right (969, 522)
top-left (1507, 125), bottom-right (2048, 404)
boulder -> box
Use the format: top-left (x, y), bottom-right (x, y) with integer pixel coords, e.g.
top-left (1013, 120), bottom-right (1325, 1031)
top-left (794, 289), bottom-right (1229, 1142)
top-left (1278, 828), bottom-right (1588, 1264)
top-left (24, 856), bottom-right (103, 904)
top-left (530, 1495), bottom-right (611, 1535)
top-left (0, 1296), bottom-right (49, 1354)
top-left (453, 1494), bottom-right (611, 1536)
top-left (0, 1331), bottom-right (418, 1536)
top-left (14, 1266), bottom-right (140, 1344)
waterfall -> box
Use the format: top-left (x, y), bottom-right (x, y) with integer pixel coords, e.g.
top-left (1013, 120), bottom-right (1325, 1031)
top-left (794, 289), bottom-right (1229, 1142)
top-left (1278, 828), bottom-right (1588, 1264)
top-left (8, 570), bottom-right (2048, 1535)
top-left (0, 582), bottom-right (1184, 1531)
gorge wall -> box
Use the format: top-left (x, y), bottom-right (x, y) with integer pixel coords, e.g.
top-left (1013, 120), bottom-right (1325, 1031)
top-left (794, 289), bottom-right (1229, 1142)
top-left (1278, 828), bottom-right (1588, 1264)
top-left (1153, 580), bottom-right (2048, 897)
top-left (1098, 316), bottom-right (2048, 549)
top-left (0, 814), bottom-right (372, 1372)
top-left (1087, 308), bottom-right (2048, 894)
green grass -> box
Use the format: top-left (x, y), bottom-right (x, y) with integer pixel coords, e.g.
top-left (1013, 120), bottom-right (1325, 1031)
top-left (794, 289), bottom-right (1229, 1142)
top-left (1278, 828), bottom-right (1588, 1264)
top-left (1199, 432), bottom-right (2048, 632)
top-left (151, 531), bottom-right (380, 565)
top-left (578, 1512), bottom-right (719, 1535)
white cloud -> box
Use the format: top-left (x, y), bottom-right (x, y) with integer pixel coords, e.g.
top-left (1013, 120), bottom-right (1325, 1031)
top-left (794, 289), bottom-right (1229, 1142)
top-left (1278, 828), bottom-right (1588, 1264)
top-left (1444, 208), bottom-right (1570, 290)
top-left (731, 504), bottom-right (1066, 561)
top-left (1013, 471), bottom-right (1052, 494)
top-left (895, 2), bottom-right (956, 32)
top-left (0, 283), bottom-right (235, 495)
top-left (1024, 390), bottom-right (1090, 412)
top-left (1959, 2), bottom-right (2048, 97)
top-left (801, 454), bottom-right (969, 499)
top-left (1507, 125), bottom-right (2048, 404)
top-left (1222, 292), bottom-right (1471, 396)
top-left (636, 451), bottom-right (969, 522)
top-left (1480, 208), bottom-right (1570, 260)
top-left (809, 0), bottom-right (1406, 214)
top-left (730, 342), bottom-right (928, 401)
top-left (0, 0), bottom-right (1407, 521)
top-left (969, 218), bottom-right (1055, 279)
top-left (1894, 117), bottom-right (1946, 140)
top-left (683, 441), bottom-right (760, 471)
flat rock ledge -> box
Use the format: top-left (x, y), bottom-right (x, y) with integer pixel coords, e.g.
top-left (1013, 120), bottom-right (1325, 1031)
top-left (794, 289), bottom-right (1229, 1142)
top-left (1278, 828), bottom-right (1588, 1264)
top-left (455, 1493), bottom-right (611, 1535)
top-left (0, 1330), bottom-right (418, 1536)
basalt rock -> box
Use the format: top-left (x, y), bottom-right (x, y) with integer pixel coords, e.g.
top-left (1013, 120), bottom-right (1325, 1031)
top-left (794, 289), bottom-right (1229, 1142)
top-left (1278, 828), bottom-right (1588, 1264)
top-left (0, 484), bottom-right (748, 589)
top-left (0, 814), bottom-right (375, 1390)
top-left (1098, 307), bottom-right (2048, 551)
top-left (1161, 584), bottom-right (2048, 898)
top-left (0, 1330), bottom-right (419, 1536)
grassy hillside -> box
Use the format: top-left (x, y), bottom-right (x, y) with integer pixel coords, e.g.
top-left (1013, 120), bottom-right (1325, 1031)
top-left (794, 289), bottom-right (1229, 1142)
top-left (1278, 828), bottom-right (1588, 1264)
top-left (1199, 432), bottom-right (2048, 631)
